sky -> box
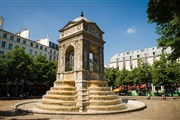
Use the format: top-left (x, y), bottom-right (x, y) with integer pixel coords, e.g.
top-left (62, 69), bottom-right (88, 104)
top-left (0, 0), bottom-right (158, 65)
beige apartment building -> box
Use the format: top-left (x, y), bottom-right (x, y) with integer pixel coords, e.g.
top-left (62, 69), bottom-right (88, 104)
top-left (0, 16), bottom-right (58, 60)
top-left (109, 46), bottom-right (172, 70)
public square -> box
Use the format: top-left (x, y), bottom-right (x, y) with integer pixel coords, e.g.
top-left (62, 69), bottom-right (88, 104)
top-left (0, 97), bottom-right (180, 120)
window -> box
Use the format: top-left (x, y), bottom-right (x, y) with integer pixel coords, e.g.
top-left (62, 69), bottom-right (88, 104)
top-left (54, 51), bottom-right (56, 54)
top-left (130, 61), bottom-right (133, 65)
top-left (40, 46), bottom-right (43, 50)
top-left (36, 44), bottom-right (38, 48)
top-left (123, 61), bottom-right (125, 66)
top-left (3, 33), bottom-right (7, 38)
top-left (35, 51), bottom-right (38, 55)
top-left (45, 48), bottom-right (47, 51)
top-left (30, 42), bottom-right (33, 47)
top-left (137, 54), bottom-right (140, 58)
top-left (17, 38), bottom-right (20, 42)
top-left (130, 65), bottom-right (133, 69)
top-left (49, 55), bottom-right (52, 60)
top-left (10, 36), bottom-right (14, 40)
top-left (9, 43), bottom-right (13, 49)
top-left (29, 49), bottom-right (33, 55)
top-left (153, 52), bottom-right (155, 55)
top-left (23, 40), bottom-right (26, 44)
top-left (123, 57), bottom-right (125, 60)
top-left (1, 41), bottom-right (6, 47)
top-left (55, 44), bottom-right (58, 50)
top-left (130, 56), bottom-right (132, 59)
top-left (50, 49), bottom-right (52, 53)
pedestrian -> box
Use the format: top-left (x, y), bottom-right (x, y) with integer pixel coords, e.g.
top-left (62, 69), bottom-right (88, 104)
top-left (7, 93), bottom-right (10, 98)
top-left (19, 94), bottom-right (23, 99)
top-left (161, 93), bottom-right (166, 100)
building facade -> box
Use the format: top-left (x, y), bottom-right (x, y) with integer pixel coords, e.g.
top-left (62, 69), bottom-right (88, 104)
top-left (0, 16), bottom-right (58, 61)
top-left (109, 46), bottom-right (172, 70)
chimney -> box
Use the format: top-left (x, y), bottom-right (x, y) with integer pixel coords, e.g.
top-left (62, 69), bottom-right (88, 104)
top-left (0, 16), bottom-right (4, 29)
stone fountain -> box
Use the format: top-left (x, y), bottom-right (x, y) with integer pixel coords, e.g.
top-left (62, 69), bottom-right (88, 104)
top-left (34, 12), bottom-right (126, 113)
top-left (13, 13), bottom-right (146, 114)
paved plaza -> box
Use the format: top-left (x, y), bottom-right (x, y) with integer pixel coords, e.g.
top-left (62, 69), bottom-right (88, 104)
top-left (0, 97), bottom-right (180, 120)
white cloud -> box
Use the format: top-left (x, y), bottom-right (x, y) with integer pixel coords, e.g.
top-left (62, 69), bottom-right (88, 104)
top-left (126, 27), bottom-right (137, 34)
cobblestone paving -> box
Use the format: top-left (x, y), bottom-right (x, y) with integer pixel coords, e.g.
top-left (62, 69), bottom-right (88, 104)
top-left (0, 98), bottom-right (180, 120)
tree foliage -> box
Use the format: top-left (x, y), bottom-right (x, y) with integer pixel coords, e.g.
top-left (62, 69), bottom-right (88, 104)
top-left (152, 54), bottom-right (180, 86)
top-left (105, 56), bottom-right (179, 89)
top-left (104, 68), bottom-right (117, 88)
top-left (31, 55), bottom-right (57, 86)
top-left (0, 47), bottom-right (57, 96)
top-left (115, 69), bottom-right (129, 86)
top-left (147, 0), bottom-right (180, 61)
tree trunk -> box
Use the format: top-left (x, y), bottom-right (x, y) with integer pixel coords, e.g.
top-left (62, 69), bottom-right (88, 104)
top-left (175, 83), bottom-right (179, 96)
top-left (169, 84), bottom-right (173, 97)
top-left (15, 79), bottom-right (19, 96)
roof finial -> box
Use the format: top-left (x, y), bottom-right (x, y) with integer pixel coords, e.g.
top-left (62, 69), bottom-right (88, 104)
top-left (81, 11), bottom-right (84, 17)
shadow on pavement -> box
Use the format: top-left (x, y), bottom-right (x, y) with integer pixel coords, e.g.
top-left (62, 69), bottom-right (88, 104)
top-left (0, 110), bottom-right (50, 120)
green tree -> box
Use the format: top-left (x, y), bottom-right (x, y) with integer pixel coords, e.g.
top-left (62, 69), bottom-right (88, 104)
top-left (124, 70), bottom-right (134, 86)
top-left (151, 54), bottom-right (179, 96)
top-left (0, 55), bottom-right (7, 83)
top-left (115, 69), bottom-right (129, 86)
top-left (31, 55), bottom-right (57, 86)
top-left (4, 47), bottom-right (32, 96)
top-left (166, 61), bottom-right (180, 96)
top-left (135, 60), bottom-right (152, 85)
top-left (147, 0), bottom-right (180, 61)
top-left (152, 54), bottom-right (168, 85)
top-left (104, 68), bottom-right (117, 88)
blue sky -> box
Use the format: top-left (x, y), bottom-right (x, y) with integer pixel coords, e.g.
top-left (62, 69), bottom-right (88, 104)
top-left (0, 0), bottom-right (158, 65)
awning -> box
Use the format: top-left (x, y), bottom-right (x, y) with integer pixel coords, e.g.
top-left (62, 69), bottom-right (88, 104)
top-left (140, 84), bottom-right (146, 89)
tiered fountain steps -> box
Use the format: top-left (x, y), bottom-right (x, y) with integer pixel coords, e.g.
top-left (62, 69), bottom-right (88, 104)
top-left (35, 80), bottom-right (79, 112)
top-left (86, 80), bottom-right (126, 112)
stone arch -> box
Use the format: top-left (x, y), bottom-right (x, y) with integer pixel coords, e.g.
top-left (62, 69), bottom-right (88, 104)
top-left (89, 45), bottom-right (99, 72)
top-left (65, 45), bottom-right (74, 71)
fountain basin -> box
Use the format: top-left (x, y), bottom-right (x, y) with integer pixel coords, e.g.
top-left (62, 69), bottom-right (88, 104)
top-left (12, 99), bottom-right (146, 115)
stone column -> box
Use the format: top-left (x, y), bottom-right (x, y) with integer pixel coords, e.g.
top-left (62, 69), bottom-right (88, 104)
top-left (75, 80), bottom-right (88, 112)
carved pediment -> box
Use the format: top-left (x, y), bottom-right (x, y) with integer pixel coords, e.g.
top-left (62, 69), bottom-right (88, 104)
top-left (88, 23), bottom-right (104, 34)
top-left (86, 23), bottom-right (104, 39)
top-left (60, 22), bottom-right (82, 38)
top-left (60, 21), bottom-right (77, 32)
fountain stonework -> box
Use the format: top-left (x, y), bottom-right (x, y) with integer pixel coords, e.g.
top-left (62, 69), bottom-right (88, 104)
top-left (35, 13), bottom-right (126, 113)
top-left (13, 13), bottom-right (146, 115)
